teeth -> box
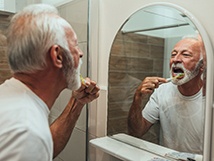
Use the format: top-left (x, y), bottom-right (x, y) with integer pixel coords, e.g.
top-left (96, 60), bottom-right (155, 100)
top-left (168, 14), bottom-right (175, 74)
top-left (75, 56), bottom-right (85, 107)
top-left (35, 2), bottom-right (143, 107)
top-left (174, 73), bottom-right (184, 79)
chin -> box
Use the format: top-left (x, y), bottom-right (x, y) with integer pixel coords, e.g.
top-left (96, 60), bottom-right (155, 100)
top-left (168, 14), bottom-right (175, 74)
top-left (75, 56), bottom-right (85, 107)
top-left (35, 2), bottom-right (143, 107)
top-left (171, 67), bottom-right (200, 86)
top-left (64, 58), bottom-right (82, 91)
top-left (172, 79), bottom-right (187, 86)
top-left (172, 74), bottom-right (196, 86)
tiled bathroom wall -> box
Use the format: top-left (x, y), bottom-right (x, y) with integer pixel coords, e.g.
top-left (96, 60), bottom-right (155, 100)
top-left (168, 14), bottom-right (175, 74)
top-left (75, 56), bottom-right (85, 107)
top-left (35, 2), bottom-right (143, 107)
top-left (0, 11), bottom-right (13, 84)
top-left (108, 31), bottom-right (164, 143)
top-left (50, 0), bottom-right (88, 161)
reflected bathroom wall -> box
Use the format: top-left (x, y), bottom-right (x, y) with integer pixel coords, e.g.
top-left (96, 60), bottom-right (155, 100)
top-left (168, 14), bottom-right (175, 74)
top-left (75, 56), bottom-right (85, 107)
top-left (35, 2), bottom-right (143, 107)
top-left (0, 11), bottom-right (13, 84)
top-left (108, 31), bottom-right (165, 143)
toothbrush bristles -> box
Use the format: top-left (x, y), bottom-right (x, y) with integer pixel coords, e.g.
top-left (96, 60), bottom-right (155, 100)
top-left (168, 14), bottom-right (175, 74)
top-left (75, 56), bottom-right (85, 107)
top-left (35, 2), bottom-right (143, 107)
top-left (80, 75), bottom-right (88, 87)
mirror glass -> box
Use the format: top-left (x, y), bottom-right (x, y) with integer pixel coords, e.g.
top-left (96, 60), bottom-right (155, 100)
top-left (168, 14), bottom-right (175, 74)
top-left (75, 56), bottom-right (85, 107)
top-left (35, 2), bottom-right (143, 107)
top-left (108, 4), bottom-right (206, 159)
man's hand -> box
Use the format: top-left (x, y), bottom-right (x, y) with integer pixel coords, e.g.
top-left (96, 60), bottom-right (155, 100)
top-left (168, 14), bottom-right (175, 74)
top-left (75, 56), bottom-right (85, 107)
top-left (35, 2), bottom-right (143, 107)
top-left (72, 77), bottom-right (100, 105)
top-left (133, 76), bottom-right (167, 104)
top-left (136, 76), bottom-right (167, 95)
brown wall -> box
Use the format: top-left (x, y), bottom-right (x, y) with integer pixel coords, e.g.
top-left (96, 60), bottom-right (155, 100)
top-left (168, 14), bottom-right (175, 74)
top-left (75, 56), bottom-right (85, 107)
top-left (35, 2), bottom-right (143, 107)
top-left (108, 31), bottom-right (164, 142)
top-left (0, 12), bottom-right (13, 84)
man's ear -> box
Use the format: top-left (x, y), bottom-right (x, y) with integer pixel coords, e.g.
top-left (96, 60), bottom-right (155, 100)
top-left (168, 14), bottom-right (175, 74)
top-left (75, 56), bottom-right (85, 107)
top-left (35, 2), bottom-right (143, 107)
top-left (199, 59), bottom-right (205, 72)
top-left (49, 45), bottom-right (63, 68)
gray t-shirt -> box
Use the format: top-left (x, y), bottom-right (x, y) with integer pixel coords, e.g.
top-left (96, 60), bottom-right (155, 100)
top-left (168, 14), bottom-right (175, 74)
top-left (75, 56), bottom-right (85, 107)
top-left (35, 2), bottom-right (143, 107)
top-left (143, 82), bottom-right (204, 154)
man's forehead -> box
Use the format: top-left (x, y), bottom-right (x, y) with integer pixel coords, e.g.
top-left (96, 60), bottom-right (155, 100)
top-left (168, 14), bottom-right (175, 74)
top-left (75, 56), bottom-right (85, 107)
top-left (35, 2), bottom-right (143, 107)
top-left (174, 38), bottom-right (200, 49)
top-left (179, 38), bottom-right (198, 44)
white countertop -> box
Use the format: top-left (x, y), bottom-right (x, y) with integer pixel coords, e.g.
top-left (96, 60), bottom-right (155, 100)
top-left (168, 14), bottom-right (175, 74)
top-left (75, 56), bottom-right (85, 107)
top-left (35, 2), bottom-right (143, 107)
top-left (90, 135), bottom-right (166, 161)
top-left (90, 133), bottom-right (203, 161)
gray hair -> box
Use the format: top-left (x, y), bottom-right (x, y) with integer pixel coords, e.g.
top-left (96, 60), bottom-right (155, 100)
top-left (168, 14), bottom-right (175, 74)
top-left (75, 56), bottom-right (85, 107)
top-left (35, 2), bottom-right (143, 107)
top-left (182, 34), bottom-right (206, 60)
top-left (7, 4), bottom-right (71, 73)
top-left (182, 34), bottom-right (206, 77)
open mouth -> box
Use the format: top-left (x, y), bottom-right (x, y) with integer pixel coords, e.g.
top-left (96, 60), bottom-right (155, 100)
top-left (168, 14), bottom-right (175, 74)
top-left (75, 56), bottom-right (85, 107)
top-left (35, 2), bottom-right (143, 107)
top-left (172, 67), bottom-right (185, 79)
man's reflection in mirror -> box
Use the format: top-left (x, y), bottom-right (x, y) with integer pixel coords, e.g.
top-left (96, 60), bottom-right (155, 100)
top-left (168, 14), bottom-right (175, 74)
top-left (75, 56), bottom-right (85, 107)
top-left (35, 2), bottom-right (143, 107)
top-left (128, 34), bottom-right (206, 154)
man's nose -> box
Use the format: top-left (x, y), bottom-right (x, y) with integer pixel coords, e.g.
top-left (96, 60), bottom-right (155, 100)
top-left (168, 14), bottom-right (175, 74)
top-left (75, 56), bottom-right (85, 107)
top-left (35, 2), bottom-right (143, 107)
top-left (172, 54), bottom-right (182, 63)
top-left (79, 48), bottom-right (83, 58)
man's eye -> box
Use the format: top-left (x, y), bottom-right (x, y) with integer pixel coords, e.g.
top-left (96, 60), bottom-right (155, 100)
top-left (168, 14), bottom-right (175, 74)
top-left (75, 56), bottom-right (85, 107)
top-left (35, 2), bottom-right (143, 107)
top-left (171, 53), bottom-right (176, 57)
top-left (182, 53), bottom-right (191, 57)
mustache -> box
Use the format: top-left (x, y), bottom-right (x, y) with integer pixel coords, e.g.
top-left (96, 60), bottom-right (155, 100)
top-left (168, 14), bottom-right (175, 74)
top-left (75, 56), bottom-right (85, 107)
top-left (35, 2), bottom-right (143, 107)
top-left (171, 63), bottom-right (185, 69)
top-left (79, 58), bottom-right (83, 66)
top-left (171, 63), bottom-right (185, 73)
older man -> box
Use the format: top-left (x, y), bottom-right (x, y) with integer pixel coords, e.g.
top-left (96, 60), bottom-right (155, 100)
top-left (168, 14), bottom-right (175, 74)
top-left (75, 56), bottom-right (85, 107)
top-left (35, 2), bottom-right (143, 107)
top-left (128, 35), bottom-right (206, 154)
top-left (0, 4), bottom-right (100, 161)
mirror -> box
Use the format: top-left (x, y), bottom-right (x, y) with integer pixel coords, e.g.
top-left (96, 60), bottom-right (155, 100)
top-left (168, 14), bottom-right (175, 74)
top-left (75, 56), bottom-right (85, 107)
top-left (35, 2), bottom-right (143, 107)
top-left (108, 4), bottom-right (207, 159)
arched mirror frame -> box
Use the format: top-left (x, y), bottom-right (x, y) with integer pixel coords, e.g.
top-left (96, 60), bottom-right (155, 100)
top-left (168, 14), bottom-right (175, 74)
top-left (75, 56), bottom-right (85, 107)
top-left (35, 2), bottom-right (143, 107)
top-left (107, 2), bottom-right (214, 161)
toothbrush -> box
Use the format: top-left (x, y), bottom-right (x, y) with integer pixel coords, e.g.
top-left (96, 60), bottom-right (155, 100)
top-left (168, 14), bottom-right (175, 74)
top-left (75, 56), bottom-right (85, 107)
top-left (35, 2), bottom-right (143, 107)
top-left (80, 74), bottom-right (88, 87)
top-left (166, 73), bottom-right (184, 83)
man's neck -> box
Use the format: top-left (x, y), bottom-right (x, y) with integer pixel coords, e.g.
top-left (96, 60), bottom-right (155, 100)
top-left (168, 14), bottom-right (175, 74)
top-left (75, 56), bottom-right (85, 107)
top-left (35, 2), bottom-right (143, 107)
top-left (178, 77), bottom-right (203, 96)
top-left (14, 71), bottom-right (65, 109)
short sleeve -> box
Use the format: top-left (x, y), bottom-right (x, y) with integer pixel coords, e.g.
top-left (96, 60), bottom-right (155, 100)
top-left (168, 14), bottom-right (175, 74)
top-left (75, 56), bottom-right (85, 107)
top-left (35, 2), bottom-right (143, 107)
top-left (142, 91), bottom-right (160, 124)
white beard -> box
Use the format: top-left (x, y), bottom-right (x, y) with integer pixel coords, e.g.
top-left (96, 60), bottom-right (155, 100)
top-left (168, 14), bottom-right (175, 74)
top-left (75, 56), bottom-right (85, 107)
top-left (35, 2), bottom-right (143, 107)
top-left (67, 59), bottom-right (82, 90)
top-left (170, 61), bottom-right (201, 86)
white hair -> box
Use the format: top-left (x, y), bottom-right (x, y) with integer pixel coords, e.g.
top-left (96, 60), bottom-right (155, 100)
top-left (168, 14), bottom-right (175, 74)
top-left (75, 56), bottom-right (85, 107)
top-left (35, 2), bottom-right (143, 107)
top-left (182, 34), bottom-right (205, 60)
top-left (7, 4), bottom-right (72, 73)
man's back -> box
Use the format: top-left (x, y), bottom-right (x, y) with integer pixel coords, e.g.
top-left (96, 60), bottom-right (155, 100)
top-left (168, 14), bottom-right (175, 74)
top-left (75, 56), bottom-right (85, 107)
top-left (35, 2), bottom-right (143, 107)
top-left (0, 78), bottom-right (53, 161)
